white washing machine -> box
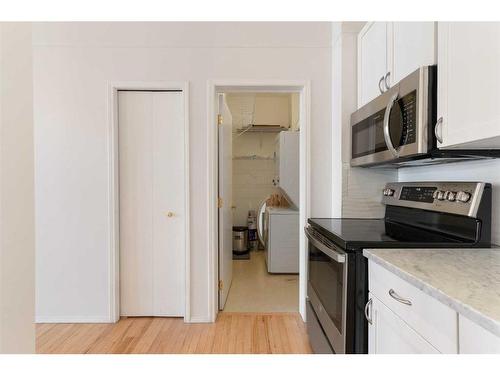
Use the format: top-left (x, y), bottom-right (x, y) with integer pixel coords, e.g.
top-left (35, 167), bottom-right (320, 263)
top-left (262, 206), bottom-right (299, 274)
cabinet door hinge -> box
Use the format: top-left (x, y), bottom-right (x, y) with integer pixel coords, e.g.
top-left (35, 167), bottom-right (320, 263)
top-left (217, 114), bottom-right (223, 126)
top-left (218, 196), bottom-right (223, 208)
top-left (218, 280), bottom-right (224, 290)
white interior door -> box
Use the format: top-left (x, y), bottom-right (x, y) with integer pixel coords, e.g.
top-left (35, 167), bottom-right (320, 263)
top-left (119, 90), bottom-right (185, 317)
top-left (218, 93), bottom-right (233, 309)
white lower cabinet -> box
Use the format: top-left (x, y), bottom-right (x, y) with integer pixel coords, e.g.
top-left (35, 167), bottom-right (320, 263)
top-left (368, 259), bottom-right (500, 354)
top-left (368, 293), bottom-right (439, 354)
top-left (369, 261), bottom-right (457, 353)
top-left (459, 315), bottom-right (500, 354)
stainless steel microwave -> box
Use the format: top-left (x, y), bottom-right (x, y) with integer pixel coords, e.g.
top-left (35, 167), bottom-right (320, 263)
top-left (350, 66), bottom-right (437, 167)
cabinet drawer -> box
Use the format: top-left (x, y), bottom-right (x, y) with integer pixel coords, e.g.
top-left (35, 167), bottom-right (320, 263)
top-left (369, 260), bottom-right (458, 353)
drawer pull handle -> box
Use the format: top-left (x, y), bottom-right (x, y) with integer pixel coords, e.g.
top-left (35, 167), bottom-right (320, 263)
top-left (364, 298), bottom-right (373, 324)
top-left (388, 289), bottom-right (412, 306)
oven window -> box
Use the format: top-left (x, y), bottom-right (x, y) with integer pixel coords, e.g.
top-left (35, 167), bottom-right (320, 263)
top-left (351, 108), bottom-right (387, 159)
top-left (308, 242), bottom-right (345, 333)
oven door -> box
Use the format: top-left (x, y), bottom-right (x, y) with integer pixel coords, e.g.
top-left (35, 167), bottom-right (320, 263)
top-left (305, 226), bottom-right (348, 354)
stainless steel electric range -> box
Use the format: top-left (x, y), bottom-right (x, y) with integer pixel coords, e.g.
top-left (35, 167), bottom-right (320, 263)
top-left (305, 181), bottom-right (493, 354)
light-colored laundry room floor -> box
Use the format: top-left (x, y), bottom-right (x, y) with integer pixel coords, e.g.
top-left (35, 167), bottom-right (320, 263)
top-left (223, 250), bottom-right (299, 312)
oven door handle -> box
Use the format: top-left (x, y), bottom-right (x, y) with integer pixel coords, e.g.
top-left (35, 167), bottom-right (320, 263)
top-left (305, 226), bottom-right (346, 263)
top-left (383, 91), bottom-right (400, 158)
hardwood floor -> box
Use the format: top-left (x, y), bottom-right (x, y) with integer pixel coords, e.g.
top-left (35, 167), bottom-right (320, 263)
top-left (36, 312), bottom-right (312, 354)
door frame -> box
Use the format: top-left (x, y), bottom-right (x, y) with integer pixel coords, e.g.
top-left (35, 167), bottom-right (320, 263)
top-left (107, 81), bottom-right (191, 323)
top-left (207, 80), bottom-right (311, 322)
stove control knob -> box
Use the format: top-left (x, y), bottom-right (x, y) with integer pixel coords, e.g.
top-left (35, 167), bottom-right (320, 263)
top-left (437, 191), bottom-right (446, 200)
top-left (457, 191), bottom-right (472, 203)
top-left (446, 191), bottom-right (457, 202)
top-left (432, 190), bottom-right (440, 199)
top-left (383, 188), bottom-right (395, 197)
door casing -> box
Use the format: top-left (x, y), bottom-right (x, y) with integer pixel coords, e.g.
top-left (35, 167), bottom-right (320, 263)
top-left (207, 80), bottom-right (311, 323)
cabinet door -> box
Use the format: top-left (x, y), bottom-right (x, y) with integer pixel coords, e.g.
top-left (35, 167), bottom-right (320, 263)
top-left (459, 315), bottom-right (500, 354)
top-left (368, 294), bottom-right (440, 354)
top-left (358, 22), bottom-right (389, 107)
top-left (391, 22), bottom-right (436, 85)
top-left (438, 22), bottom-right (500, 149)
top-left (278, 132), bottom-right (299, 207)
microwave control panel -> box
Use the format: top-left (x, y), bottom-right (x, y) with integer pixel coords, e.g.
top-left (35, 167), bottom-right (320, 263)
top-left (398, 90), bottom-right (417, 146)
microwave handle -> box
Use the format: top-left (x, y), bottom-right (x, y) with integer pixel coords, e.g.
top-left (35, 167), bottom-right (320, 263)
top-left (304, 226), bottom-right (346, 263)
top-left (378, 76), bottom-right (385, 94)
top-left (383, 92), bottom-right (400, 158)
top-left (435, 117), bottom-right (444, 144)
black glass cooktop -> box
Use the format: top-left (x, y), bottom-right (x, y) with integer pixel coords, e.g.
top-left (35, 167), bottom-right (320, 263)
top-left (308, 217), bottom-right (481, 251)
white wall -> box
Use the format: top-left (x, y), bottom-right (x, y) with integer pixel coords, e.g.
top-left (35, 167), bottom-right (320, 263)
top-left (33, 22), bottom-right (333, 322)
top-left (0, 23), bottom-right (35, 353)
top-left (399, 159), bottom-right (500, 245)
top-left (232, 158), bottom-right (277, 226)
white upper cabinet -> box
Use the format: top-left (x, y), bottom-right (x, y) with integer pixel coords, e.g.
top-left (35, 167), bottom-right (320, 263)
top-left (437, 22), bottom-right (500, 149)
top-left (277, 131), bottom-right (299, 207)
top-left (358, 22), bottom-right (388, 107)
top-left (357, 22), bottom-right (436, 108)
top-left (391, 22), bottom-right (436, 85)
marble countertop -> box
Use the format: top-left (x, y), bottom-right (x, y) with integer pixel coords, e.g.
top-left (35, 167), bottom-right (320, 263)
top-left (363, 248), bottom-right (500, 337)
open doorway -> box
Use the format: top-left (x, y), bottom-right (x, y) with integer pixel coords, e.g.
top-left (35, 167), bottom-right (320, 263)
top-left (215, 89), bottom-right (306, 315)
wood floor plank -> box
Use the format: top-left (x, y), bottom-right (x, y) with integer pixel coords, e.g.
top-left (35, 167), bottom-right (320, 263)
top-left (147, 318), bottom-right (176, 353)
top-left (37, 324), bottom-right (76, 354)
top-left (115, 317), bottom-right (153, 354)
top-left (252, 314), bottom-right (271, 354)
top-left (193, 319), bottom-right (217, 354)
top-left (211, 312), bottom-right (231, 353)
top-left (130, 318), bottom-right (166, 354)
top-left (56, 324), bottom-right (111, 354)
top-left (36, 323), bottom-right (56, 338)
top-left (36, 313), bottom-right (312, 354)
top-left (85, 318), bottom-right (134, 354)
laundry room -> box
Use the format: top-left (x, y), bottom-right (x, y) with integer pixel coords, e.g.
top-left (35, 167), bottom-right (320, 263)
top-left (218, 92), bottom-right (301, 313)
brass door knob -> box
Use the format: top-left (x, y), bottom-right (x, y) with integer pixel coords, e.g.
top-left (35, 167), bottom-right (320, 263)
top-left (166, 211), bottom-right (174, 217)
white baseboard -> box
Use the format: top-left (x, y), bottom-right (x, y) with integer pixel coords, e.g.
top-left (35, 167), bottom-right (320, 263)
top-left (37, 315), bottom-right (213, 324)
top-left (185, 315), bottom-right (212, 323)
top-left (35, 316), bottom-right (112, 323)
